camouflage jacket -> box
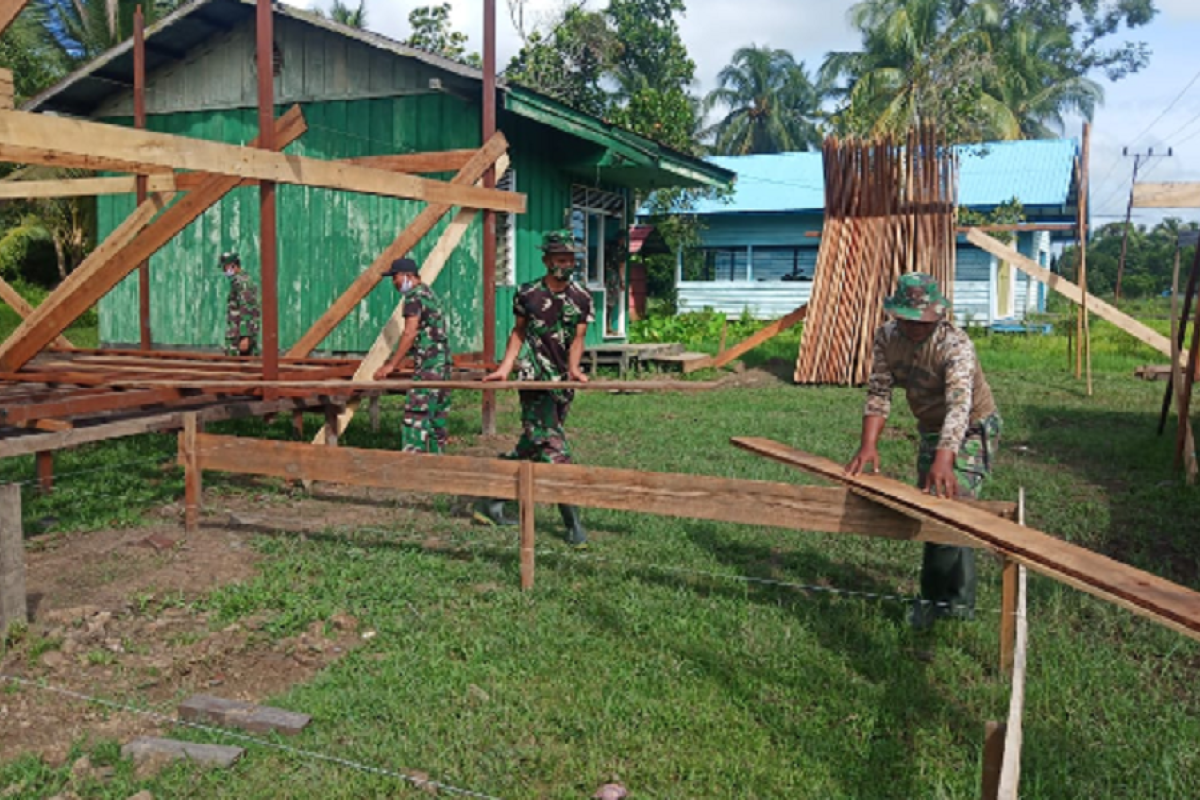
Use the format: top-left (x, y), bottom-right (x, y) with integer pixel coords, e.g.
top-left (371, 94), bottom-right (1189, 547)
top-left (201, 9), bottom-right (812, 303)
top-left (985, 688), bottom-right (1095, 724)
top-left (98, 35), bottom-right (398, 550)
top-left (226, 272), bottom-right (261, 346)
top-left (864, 319), bottom-right (998, 452)
top-left (513, 278), bottom-right (594, 381)
top-left (402, 283), bottom-right (452, 380)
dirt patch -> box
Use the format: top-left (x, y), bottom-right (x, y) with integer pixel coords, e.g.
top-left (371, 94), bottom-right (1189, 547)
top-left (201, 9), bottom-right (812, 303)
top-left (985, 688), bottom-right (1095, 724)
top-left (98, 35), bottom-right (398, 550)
top-left (718, 362), bottom-right (793, 389)
top-left (0, 489), bottom-right (435, 768)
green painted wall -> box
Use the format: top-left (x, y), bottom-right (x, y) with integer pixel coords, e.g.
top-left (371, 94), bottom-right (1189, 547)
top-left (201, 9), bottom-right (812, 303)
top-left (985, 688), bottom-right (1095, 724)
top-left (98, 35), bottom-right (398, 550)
top-left (98, 94), bottom-right (484, 355)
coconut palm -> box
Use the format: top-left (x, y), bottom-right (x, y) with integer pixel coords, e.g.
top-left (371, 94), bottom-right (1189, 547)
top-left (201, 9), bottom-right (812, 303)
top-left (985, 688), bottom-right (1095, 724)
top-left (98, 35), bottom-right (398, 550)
top-left (702, 45), bottom-right (824, 155)
top-left (316, 0), bottom-right (368, 29)
top-left (37, 0), bottom-right (184, 63)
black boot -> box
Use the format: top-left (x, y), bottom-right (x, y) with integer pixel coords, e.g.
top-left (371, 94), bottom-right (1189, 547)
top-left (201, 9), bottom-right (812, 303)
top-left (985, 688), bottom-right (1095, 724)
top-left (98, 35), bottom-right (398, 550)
top-left (558, 504), bottom-right (587, 549)
top-left (472, 498), bottom-right (516, 527)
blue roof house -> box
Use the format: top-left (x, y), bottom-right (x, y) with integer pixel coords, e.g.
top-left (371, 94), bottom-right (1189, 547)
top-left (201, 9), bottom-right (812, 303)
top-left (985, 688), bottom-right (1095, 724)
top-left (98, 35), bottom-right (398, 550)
top-left (663, 139), bottom-right (1080, 325)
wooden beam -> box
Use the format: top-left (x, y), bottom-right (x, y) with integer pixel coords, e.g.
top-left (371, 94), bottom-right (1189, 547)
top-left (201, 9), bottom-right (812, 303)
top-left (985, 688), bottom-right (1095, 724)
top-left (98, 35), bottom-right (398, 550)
top-left (0, 143), bottom-right (175, 176)
top-left (966, 229), bottom-right (1177, 361)
top-left (0, 68), bottom-right (12, 111)
top-left (0, 273), bottom-right (73, 349)
top-left (999, 556), bottom-right (1018, 675)
top-left (981, 721), bottom-right (1006, 800)
top-left (190, 433), bottom-right (1016, 547)
top-left (1132, 182), bottom-right (1200, 209)
top-left (731, 437), bottom-right (1200, 642)
top-left (312, 154), bottom-right (511, 442)
top-left (997, 565), bottom-right (1028, 800)
top-left (0, 1), bottom-right (29, 38)
top-left (707, 304), bottom-right (807, 370)
top-left (115, 379), bottom-right (720, 394)
top-left (181, 414), bottom-right (200, 532)
top-left (519, 461), bottom-right (535, 590)
top-left (287, 132), bottom-right (512, 356)
top-left (0, 111), bottom-right (525, 213)
top-left (0, 107), bottom-right (307, 372)
top-left (346, 150), bottom-right (477, 174)
top-left (0, 175), bottom-right (176, 199)
top-left (0, 387), bottom-right (188, 425)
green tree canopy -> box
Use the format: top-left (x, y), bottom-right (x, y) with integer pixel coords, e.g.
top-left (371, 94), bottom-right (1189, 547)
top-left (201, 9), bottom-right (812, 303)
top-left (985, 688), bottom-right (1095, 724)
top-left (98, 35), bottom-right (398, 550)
top-left (1060, 218), bottom-right (1200, 299)
top-left (404, 3), bottom-right (480, 67)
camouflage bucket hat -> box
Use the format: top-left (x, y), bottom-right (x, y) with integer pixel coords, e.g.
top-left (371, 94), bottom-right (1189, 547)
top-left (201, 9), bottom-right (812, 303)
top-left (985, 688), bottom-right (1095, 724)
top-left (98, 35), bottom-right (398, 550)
top-left (540, 229), bottom-right (582, 254)
top-left (884, 272), bottom-right (950, 322)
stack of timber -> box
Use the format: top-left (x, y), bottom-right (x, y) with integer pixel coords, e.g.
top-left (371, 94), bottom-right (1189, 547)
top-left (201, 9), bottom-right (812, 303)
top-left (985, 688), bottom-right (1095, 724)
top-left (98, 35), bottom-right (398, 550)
top-left (795, 126), bottom-right (958, 385)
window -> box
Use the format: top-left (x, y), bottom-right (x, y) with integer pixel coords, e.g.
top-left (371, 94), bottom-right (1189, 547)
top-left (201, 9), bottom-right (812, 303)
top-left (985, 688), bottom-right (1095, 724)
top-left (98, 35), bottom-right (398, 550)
top-left (495, 167), bottom-right (516, 286)
top-left (570, 185), bottom-right (625, 287)
top-left (750, 246), bottom-right (817, 281)
top-left (683, 246), bottom-right (817, 282)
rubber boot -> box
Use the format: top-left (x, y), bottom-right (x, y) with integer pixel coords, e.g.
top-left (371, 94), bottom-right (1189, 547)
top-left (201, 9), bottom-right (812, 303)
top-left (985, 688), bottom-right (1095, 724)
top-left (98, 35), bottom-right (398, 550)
top-left (911, 543), bottom-right (977, 629)
top-left (558, 504), bottom-right (587, 549)
top-left (472, 498), bottom-right (516, 527)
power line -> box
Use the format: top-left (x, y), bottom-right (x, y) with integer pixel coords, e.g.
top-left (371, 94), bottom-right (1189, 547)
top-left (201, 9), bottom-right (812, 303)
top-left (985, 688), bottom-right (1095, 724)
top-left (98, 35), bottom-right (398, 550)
top-left (1128, 66), bottom-right (1200, 149)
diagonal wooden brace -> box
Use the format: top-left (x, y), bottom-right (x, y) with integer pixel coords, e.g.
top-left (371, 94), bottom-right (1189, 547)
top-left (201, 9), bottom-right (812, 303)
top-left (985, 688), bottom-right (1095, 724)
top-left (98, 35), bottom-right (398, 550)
top-left (0, 272), bottom-right (72, 349)
top-left (287, 132), bottom-right (511, 357)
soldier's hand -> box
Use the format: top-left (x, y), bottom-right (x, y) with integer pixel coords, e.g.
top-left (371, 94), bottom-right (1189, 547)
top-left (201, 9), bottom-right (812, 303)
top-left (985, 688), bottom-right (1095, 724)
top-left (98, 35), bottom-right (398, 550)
top-left (568, 367), bottom-right (588, 383)
top-left (845, 446), bottom-right (880, 476)
top-left (237, 336), bottom-right (252, 356)
top-left (924, 450), bottom-right (959, 498)
top-left (482, 367), bottom-right (510, 382)
top-left (373, 365), bottom-right (392, 381)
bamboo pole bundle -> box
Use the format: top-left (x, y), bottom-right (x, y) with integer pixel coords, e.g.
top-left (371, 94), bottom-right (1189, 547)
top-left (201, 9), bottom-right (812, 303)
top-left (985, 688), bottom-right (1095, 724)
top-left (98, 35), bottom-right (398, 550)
top-left (795, 126), bottom-right (958, 385)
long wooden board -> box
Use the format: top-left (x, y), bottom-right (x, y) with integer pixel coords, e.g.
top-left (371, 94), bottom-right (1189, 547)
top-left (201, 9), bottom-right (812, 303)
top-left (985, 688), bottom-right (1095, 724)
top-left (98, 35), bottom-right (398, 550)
top-left (966, 229), bottom-right (1176, 360)
top-left (998, 564), bottom-right (1028, 800)
top-left (709, 304), bottom-right (808, 369)
top-left (0, 110), bottom-right (524, 213)
top-left (1132, 182), bottom-right (1200, 209)
top-left (118, 379), bottom-right (718, 393)
top-left (0, 174), bottom-right (176, 199)
top-left (731, 437), bottom-right (1200, 642)
top-left (0, 108), bottom-right (308, 372)
top-left (314, 154), bottom-right (511, 441)
top-left (287, 133), bottom-right (510, 356)
top-left (191, 433), bottom-right (1014, 545)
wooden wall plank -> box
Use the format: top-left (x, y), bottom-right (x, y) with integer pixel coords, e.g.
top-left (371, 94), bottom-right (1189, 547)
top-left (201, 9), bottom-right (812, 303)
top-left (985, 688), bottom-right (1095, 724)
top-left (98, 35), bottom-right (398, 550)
top-left (1132, 182), bottom-right (1200, 209)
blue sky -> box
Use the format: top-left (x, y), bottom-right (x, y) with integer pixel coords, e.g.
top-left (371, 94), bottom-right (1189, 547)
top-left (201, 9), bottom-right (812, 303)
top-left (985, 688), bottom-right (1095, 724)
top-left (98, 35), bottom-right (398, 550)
top-left (286, 0), bottom-right (1200, 225)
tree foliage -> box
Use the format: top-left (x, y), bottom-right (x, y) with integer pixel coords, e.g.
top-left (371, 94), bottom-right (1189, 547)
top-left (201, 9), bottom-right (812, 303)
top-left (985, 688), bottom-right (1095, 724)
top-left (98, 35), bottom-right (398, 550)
top-left (1059, 218), bottom-right (1199, 299)
top-left (702, 45), bottom-right (825, 155)
top-left (313, 0), bottom-right (369, 30)
top-left (404, 3), bottom-right (480, 67)
top-left (37, 0), bottom-right (183, 63)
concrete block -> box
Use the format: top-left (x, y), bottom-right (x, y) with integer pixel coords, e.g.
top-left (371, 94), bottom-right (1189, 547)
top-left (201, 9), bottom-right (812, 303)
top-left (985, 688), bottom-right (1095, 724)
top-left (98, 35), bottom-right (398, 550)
top-left (121, 737), bottom-right (243, 768)
top-left (178, 694), bottom-right (311, 736)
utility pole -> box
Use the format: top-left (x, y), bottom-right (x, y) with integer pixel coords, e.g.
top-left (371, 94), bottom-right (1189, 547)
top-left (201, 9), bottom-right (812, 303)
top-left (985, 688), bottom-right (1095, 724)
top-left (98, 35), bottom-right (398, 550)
top-left (1115, 146), bottom-right (1172, 303)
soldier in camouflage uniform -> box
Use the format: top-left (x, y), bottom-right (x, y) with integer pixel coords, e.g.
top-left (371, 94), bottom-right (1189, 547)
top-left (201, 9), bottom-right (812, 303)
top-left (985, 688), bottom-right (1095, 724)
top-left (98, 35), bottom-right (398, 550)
top-left (479, 229), bottom-right (594, 548)
top-left (373, 258), bottom-right (452, 453)
top-left (846, 273), bottom-right (1002, 630)
top-left (220, 252), bottom-right (261, 356)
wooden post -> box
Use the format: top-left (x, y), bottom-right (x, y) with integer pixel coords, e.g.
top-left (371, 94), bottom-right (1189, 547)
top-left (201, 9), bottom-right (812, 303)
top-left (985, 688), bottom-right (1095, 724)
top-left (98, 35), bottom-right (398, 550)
top-left (0, 483), bottom-right (26, 635)
top-left (35, 451), bottom-right (52, 495)
top-left (323, 405), bottom-right (339, 447)
top-left (519, 461), bottom-right (535, 590)
top-left (481, 0), bottom-right (498, 435)
top-left (291, 409), bottom-right (305, 439)
top-left (181, 413), bottom-right (200, 532)
top-left (981, 720), bottom-right (1006, 800)
top-left (369, 394), bottom-right (381, 433)
top-left (257, 0), bottom-right (279, 392)
top-left (999, 556), bottom-right (1017, 674)
top-left (1079, 123), bottom-right (1092, 396)
top-left (134, 5), bottom-right (151, 351)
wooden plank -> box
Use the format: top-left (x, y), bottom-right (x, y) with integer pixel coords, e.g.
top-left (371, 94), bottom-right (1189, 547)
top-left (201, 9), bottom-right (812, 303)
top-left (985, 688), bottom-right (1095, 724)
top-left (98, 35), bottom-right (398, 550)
top-left (0, 387), bottom-right (188, 425)
top-left (0, 174), bottom-right (176, 199)
top-left (181, 414), bottom-right (200, 532)
top-left (116, 379), bottom-right (721, 393)
top-left (192, 433), bottom-right (1014, 546)
top-left (0, 2), bottom-right (29, 38)
top-left (1132, 182), bottom-right (1200, 209)
top-left (710, 304), bottom-right (808, 369)
top-left (997, 565), bottom-right (1028, 800)
top-left (999, 556), bottom-right (1018, 675)
top-left (0, 483), bottom-right (25, 635)
top-left (0, 397), bottom-right (316, 459)
top-left (981, 721), bottom-right (1006, 800)
top-left (0, 107), bottom-right (308, 372)
top-left (287, 133), bottom-right (512, 356)
top-left (35, 450), bottom-right (51, 494)
top-left (0, 68), bottom-right (12, 111)
top-left (730, 437), bottom-right (1200, 642)
top-left (312, 154), bottom-right (510, 442)
top-left (0, 143), bottom-right (175, 176)
top-left (0, 110), bottom-right (525, 213)
top-left (966, 229), bottom-right (1177, 361)
top-left (346, 149), bottom-right (476, 174)
top-left (519, 461), bottom-right (535, 590)
top-left (0, 273), bottom-right (73, 349)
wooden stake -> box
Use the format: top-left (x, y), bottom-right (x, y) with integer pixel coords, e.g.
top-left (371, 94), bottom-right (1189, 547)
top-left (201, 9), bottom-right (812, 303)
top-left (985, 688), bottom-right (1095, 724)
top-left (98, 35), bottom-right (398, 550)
top-left (999, 555), bottom-right (1018, 674)
top-left (323, 405), bottom-right (339, 447)
top-left (135, 4), bottom-right (150, 351)
top-left (0, 482), bottom-right (26, 636)
top-left (180, 413), bottom-right (200, 532)
top-left (519, 461), bottom-right (535, 590)
top-left (981, 720), bottom-right (1006, 800)
top-left (1080, 123), bottom-right (1093, 396)
top-left (35, 450), bottom-right (52, 495)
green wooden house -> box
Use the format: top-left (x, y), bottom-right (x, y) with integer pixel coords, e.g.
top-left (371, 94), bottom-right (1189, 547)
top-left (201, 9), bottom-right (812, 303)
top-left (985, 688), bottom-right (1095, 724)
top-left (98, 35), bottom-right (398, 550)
top-left (25, 0), bottom-right (731, 357)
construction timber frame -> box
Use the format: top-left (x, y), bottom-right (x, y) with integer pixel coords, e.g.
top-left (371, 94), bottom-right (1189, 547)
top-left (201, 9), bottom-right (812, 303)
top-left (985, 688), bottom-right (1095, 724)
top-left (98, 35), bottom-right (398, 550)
top-left (0, 0), bottom-right (533, 464)
top-left (177, 428), bottom-right (1200, 798)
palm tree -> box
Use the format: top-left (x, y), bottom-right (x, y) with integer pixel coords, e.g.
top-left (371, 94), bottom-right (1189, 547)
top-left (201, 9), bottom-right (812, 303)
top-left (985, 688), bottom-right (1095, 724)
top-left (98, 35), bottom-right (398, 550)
top-left (37, 0), bottom-right (184, 63)
top-left (985, 21), bottom-right (1102, 140)
top-left (314, 0), bottom-right (368, 29)
top-left (822, 0), bottom-right (1004, 142)
top-left (702, 45), bottom-right (824, 155)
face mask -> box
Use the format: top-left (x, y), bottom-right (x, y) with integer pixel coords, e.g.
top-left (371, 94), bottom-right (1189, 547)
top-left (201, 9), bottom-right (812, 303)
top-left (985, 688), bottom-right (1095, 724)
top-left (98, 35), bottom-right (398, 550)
top-left (548, 265), bottom-right (574, 281)
top-left (224, 267), bottom-right (236, 278)
top-left (396, 276), bottom-right (415, 292)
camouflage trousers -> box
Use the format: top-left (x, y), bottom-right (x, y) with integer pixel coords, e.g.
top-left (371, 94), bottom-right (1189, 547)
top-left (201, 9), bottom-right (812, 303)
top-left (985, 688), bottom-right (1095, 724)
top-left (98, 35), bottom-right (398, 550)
top-left (504, 390), bottom-right (574, 464)
top-left (915, 412), bottom-right (1002, 615)
top-left (401, 388), bottom-right (450, 454)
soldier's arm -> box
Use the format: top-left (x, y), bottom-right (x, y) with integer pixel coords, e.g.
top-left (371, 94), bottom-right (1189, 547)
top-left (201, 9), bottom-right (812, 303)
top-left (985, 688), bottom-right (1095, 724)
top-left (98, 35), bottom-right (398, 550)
top-left (847, 327), bottom-right (892, 475)
top-left (484, 316), bottom-right (528, 382)
top-left (375, 315), bottom-right (421, 380)
top-left (567, 322), bottom-right (589, 382)
top-left (937, 338), bottom-right (976, 453)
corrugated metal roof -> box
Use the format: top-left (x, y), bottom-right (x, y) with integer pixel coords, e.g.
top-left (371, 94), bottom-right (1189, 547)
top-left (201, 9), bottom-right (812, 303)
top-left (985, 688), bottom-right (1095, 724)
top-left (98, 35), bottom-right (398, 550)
top-left (691, 139), bottom-right (1079, 215)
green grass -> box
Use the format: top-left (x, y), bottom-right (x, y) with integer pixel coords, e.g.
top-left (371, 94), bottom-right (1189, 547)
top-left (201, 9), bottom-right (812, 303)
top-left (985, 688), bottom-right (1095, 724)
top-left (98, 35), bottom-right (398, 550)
top-left (2, 323), bottom-right (1200, 797)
